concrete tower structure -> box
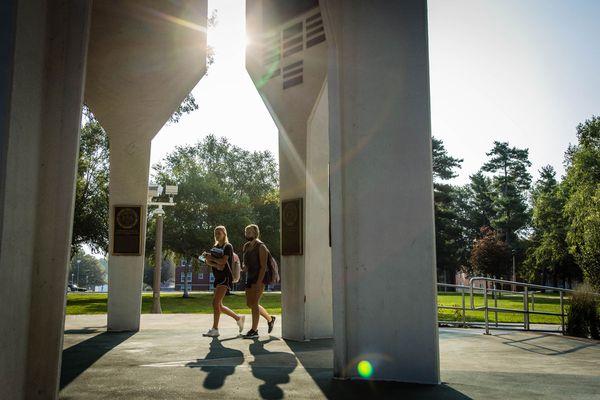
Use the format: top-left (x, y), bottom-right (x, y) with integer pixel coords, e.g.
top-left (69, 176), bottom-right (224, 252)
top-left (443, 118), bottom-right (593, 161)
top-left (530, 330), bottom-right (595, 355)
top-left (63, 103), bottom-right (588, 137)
top-left (246, 0), bottom-right (333, 342)
top-left (0, 1), bottom-right (207, 397)
top-left (247, 0), bottom-right (440, 383)
top-left (322, 0), bottom-right (440, 383)
top-left (85, 0), bottom-right (208, 332)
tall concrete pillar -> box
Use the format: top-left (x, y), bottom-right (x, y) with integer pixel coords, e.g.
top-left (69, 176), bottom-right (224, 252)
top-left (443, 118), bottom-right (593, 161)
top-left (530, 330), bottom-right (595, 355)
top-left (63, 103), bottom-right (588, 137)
top-left (246, 1), bottom-right (332, 341)
top-left (322, 0), bottom-right (440, 383)
top-left (106, 135), bottom-right (152, 331)
top-left (305, 81), bottom-right (333, 339)
top-left (84, 0), bottom-right (208, 331)
top-left (0, 1), bottom-right (91, 398)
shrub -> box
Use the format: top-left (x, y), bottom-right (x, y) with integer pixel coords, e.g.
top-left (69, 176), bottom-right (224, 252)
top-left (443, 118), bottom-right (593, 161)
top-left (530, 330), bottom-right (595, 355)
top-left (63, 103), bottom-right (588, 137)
top-left (566, 283), bottom-right (600, 339)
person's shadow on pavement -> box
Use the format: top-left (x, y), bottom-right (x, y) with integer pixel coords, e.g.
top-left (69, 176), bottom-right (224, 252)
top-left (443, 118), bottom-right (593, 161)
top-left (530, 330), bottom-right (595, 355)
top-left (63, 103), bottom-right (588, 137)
top-left (186, 336), bottom-right (244, 390)
top-left (249, 337), bottom-right (298, 400)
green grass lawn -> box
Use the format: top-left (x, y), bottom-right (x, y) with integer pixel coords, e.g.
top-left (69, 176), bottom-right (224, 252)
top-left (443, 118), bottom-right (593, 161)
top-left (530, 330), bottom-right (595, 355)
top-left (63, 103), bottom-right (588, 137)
top-left (437, 291), bottom-right (566, 325)
top-left (66, 291), bottom-right (567, 325)
top-left (66, 292), bottom-right (281, 315)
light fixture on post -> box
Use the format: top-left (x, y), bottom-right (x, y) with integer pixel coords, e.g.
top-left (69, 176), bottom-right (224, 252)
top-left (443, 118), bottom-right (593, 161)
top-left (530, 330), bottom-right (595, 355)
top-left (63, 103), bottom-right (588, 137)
top-left (148, 183), bottom-right (178, 313)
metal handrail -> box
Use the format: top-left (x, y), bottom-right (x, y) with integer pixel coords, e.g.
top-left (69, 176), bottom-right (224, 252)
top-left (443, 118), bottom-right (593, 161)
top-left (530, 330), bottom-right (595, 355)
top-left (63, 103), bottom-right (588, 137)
top-left (469, 277), bottom-right (599, 334)
top-left (437, 278), bottom-right (599, 334)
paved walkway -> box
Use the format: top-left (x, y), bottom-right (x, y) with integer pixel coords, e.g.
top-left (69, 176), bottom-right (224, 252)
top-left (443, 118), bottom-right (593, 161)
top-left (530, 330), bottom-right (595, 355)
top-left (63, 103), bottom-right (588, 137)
top-left (60, 314), bottom-right (600, 399)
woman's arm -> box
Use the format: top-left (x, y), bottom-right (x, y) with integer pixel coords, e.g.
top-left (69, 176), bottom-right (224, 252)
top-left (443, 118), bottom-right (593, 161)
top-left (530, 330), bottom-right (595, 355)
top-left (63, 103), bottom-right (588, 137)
top-left (205, 253), bottom-right (229, 270)
top-left (257, 244), bottom-right (268, 282)
top-left (205, 258), bottom-right (223, 270)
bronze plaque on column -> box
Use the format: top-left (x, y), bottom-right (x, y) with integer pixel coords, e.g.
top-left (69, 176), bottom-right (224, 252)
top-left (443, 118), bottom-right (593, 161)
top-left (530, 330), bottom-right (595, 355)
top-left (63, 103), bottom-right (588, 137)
top-left (112, 205), bottom-right (143, 255)
top-left (281, 198), bottom-right (303, 255)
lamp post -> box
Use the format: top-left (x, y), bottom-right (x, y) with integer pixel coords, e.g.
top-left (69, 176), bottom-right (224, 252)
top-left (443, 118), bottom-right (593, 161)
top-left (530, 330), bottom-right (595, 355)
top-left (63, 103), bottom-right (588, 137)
top-left (76, 259), bottom-right (81, 287)
top-left (511, 249), bottom-right (516, 292)
top-left (148, 184), bottom-right (178, 314)
top-left (182, 259), bottom-right (190, 299)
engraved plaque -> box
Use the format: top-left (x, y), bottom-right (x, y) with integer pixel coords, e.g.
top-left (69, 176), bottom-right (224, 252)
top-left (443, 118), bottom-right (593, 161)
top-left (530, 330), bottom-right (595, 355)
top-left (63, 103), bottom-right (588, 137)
top-left (112, 205), bottom-right (143, 255)
top-left (281, 198), bottom-right (303, 255)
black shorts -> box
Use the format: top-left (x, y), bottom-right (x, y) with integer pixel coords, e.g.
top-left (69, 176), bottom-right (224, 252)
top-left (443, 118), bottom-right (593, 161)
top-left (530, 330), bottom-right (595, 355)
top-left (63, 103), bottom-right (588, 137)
top-left (245, 269), bottom-right (270, 289)
top-left (213, 269), bottom-right (233, 290)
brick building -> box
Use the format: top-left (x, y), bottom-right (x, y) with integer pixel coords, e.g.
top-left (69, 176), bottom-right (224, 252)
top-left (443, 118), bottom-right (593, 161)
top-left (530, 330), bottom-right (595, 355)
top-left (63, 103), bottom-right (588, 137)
top-left (175, 265), bottom-right (212, 291)
top-left (174, 263), bottom-right (281, 292)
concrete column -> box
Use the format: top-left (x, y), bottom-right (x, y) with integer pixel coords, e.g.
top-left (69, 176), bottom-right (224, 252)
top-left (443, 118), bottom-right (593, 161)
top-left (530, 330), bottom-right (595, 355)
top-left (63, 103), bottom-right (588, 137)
top-left (246, 1), bottom-right (331, 342)
top-left (0, 1), bottom-right (91, 398)
top-left (305, 81), bottom-right (333, 339)
top-left (322, 0), bottom-right (440, 383)
top-left (107, 135), bottom-right (152, 331)
top-left (84, 0), bottom-right (208, 332)
top-left (277, 116), bottom-right (308, 341)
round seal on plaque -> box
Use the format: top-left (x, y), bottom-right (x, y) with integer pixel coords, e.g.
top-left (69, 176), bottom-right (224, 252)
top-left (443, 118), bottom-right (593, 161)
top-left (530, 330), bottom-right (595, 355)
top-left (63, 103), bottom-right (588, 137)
top-left (116, 207), bottom-right (139, 229)
top-left (283, 202), bottom-right (298, 226)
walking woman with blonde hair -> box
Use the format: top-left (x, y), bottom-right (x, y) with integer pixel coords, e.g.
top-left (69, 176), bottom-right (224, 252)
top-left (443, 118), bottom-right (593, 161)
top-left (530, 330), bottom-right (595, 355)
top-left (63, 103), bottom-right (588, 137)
top-left (201, 225), bottom-right (245, 337)
top-left (241, 224), bottom-right (275, 338)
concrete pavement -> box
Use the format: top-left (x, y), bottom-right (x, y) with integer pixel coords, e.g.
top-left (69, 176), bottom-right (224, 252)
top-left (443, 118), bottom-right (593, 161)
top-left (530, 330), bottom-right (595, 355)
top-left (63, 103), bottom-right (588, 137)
top-left (60, 314), bottom-right (600, 399)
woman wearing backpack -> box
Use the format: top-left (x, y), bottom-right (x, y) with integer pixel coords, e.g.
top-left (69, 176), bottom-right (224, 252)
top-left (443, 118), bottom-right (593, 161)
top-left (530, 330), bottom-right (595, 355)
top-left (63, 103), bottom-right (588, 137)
top-left (201, 225), bottom-right (245, 337)
top-left (241, 224), bottom-right (275, 338)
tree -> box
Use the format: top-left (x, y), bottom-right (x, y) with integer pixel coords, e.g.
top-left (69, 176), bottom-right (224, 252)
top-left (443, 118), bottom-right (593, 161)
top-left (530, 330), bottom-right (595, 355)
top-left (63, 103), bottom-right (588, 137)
top-left (71, 107), bottom-right (109, 256)
top-left (563, 116), bottom-right (600, 290)
top-left (524, 166), bottom-right (579, 286)
top-left (470, 227), bottom-right (511, 278)
top-left (431, 137), bottom-right (466, 283)
top-left (481, 141), bottom-right (532, 246)
top-left (69, 252), bottom-right (106, 288)
top-left (151, 135), bottom-right (280, 264)
top-left (465, 171), bottom-right (496, 237)
top-left (432, 137), bottom-right (462, 181)
top-left (167, 93), bottom-right (198, 124)
top-left (143, 258), bottom-right (174, 289)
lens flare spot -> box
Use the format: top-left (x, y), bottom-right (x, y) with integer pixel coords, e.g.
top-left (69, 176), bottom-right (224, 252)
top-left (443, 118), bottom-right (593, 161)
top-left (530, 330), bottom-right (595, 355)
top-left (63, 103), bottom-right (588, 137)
top-left (357, 360), bottom-right (373, 379)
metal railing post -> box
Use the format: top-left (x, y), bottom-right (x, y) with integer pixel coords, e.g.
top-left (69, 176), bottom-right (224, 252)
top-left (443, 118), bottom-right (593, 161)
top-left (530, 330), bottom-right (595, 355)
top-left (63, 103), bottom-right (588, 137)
top-left (461, 288), bottom-right (466, 327)
top-left (560, 291), bottom-right (565, 334)
top-left (493, 282), bottom-right (498, 327)
top-left (484, 283), bottom-right (490, 335)
top-left (523, 286), bottom-right (530, 330)
top-left (463, 277), bottom-right (597, 334)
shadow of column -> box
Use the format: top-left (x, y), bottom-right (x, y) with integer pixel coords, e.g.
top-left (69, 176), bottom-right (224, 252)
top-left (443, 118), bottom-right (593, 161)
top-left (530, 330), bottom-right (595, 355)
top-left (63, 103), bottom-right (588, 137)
top-left (285, 339), bottom-right (474, 400)
top-left (60, 331), bottom-right (135, 390)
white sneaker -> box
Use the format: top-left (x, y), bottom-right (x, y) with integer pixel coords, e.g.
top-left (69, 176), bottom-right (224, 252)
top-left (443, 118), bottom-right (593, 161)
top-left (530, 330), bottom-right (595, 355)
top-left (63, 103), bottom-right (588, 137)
top-left (202, 328), bottom-right (219, 337)
top-left (237, 315), bottom-right (246, 333)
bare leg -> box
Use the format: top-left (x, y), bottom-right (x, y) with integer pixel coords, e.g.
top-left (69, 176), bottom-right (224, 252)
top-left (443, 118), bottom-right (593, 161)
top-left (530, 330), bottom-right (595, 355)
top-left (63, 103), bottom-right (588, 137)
top-left (212, 286), bottom-right (228, 329)
top-left (220, 303), bottom-right (240, 321)
top-left (246, 286), bottom-right (261, 331)
top-left (259, 305), bottom-right (272, 322)
top-left (255, 285), bottom-right (272, 322)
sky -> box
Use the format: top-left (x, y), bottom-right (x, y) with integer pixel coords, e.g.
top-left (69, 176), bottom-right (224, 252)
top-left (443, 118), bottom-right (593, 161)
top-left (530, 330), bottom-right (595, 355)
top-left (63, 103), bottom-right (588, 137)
top-left (150, 0), bottom-right (600, 185)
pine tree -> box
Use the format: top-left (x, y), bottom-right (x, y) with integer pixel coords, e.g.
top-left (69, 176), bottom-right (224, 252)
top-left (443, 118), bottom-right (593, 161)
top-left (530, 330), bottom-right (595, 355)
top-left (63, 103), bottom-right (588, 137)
top-left (431, 137), bottom-right (466, 283)
top-left (481, 141), bottom-right (532, 246)
top-left (465, 171), bottom-right (496, 237)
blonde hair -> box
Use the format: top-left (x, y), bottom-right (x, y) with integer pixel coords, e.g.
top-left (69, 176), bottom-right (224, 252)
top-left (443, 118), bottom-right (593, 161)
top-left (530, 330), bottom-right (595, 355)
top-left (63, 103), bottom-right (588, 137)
top-left (213, 225), bottom-right (229, 246)
top-left (245, 224), bottom-right (260, 240)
